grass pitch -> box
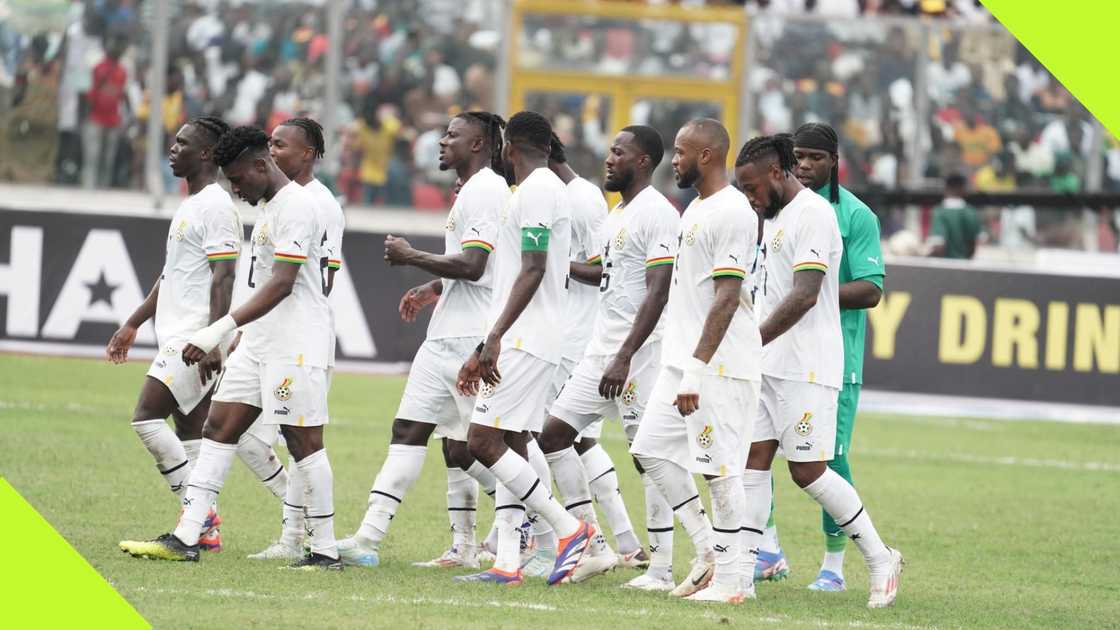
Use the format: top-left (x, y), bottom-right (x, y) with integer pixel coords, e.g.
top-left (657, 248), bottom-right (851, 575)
top-left (1, 353), bottom-right (1118, 629)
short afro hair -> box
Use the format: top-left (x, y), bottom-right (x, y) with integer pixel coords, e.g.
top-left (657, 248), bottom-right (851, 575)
top-left (620, 125), bottom-right (664, 172)
top-left (213, 125), bottom-right (270, 168)
top-left (505, 111), bottom-right (552, 154)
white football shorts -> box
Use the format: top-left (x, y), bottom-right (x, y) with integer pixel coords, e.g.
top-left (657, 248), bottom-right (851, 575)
top-left (755, 375), bottom-right (839, 463)
top-left (469, 348), bottom-right (557, 434)
top-left (396, 337), bottom-right (481, 442)
top-left (550, 341), bottom-right (661, 443)
top-left (146, 339), bottom-right (216, 415)
top-left (213, 345), bottom-right (329, 427)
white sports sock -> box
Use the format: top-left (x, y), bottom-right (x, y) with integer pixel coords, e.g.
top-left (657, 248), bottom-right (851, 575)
top-left (466, 460), bottom-right (497, 498)
top-left (740, 469), bottom-right (772, 582)
top-left (802, 468), bottom-right (891, 574)
top-left (236, 432), bottom-right (287, 499)
top-left (821, 549), bottom-right (845, 577)
top-left (446, 467), bottom-right (478, 551)
top-left (281, 454), bottom-right (305, 548)
top-left (488, 450), bottom-right (579, 539)
top-left (525, 441), bottom-right (558, 554)
top-left (173, 439), bottom-right (237, 545)
top-left (544, 447), bottom-right (594, 521)
top-left (493, 483), bottom-right (525, 573)
top-left (762, 523), bottom-right (781, 553)
top-left (640, 456), bottom-right (712, 559)
top-left (132, 419), bottom-right (191, 501)
top-left (357, 444), bottom-right (426, 544)
top-left (181, 439), bottom-right (201, 464)
top-left (642, 472), bottom-right (674, 572)
top-left (581, 445), bottom-right (640, 554)
top-left (298, 449), bottom-right (337, 559)
top-left (709, 475), bottom-right (745, 590)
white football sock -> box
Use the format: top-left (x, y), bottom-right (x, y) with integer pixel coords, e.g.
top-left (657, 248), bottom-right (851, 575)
top-left (446, 467), bottom-right (478, 552)
top-left (708, 475), bottom-right (745, 590)
top-left (544, 446), bottom-right (595, 521)
top-left (643, 472), bottom-right (674, 572)
top-left (357, 444), bottom-right (426, 544)
top-left (488, 449), bottom-right (579, 539)
top-left (493, 483), bottom-right (525, 573)
top-left (582, 444), bottom-right (640, 554)
top-left (132, 419), bottom-right (191, 501)
top-left (821, 550), bottom-right (845, 577)
top-left (466, 460), bottom-right (497, 498)
top-left (802, 468), bottom-right (891, 575)
top-left (298, 449), bottom-right (337, 559)
top-left (740, 469), bottom-right (772, 582)
top-left (525, 440), bottom-right (558, 554)
top-left (173, 439), bottom-right (237, 545)
top-left (640, 456), bottom-right (712, 559)
top-left (762, 523), bottom-right (781, 553)
top-left (181, 438), bottom-right (201, 464)
top-left (281, 454), bottom-right (305, 548)
top-left (236, 432), bottom-right (287, 499)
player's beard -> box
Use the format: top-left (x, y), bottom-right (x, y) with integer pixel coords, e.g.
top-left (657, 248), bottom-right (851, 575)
top-left (762, 186), bottom-right (783, 218)
top-left (604, 167), bottom-right (632, 193)
top-left (675, 163), bottom-right (699, 190)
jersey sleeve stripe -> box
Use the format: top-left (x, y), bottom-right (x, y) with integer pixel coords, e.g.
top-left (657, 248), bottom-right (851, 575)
top-left (461, 239), bottom-right (494, 253)
top-left (206, 251), bottom-right (239, 261)
top-left (645, 256), bottom-right (674, 268)
top-left (587, 255), bottom-right (603, 265)
top-left (793, 261), bottom-right (828, 272)
top-left (711, 267), bottom-right (746, 279)
top-left (274, 253), bottom-right (307, 264)
top-left (327, 259), bottom-right (342, 270)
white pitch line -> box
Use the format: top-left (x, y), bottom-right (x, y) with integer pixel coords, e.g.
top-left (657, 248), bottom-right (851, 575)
top-left (861, 447), bottom-right (1120, 473)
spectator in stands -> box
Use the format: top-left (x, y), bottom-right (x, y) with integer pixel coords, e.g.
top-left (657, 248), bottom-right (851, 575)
top-left (0, 33), bottom-right (59, 183)
top-left (81, 32), bottom-right (128, 189)
top-left (353, 99), bottom-right (401, 204)
top-left (954, 108), bottom-right (1001, 173)
top-left (928, 173), bottom-right (982, 259)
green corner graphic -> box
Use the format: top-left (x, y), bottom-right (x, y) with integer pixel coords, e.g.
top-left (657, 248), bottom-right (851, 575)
top-left (1, 479), bottom-right (148, 628)
top-left (983, 0), bottom-right (1119, 138)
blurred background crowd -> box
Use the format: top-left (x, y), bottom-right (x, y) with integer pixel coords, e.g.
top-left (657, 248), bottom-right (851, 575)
top-left (0, 0), bottom-right (1116, 253)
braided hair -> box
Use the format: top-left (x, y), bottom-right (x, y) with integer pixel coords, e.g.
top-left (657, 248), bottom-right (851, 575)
top-left (549, 132), bottom-right (567, 164)
top-left (212, 125), bottom-right (270, 168)
top-left (793, 122), bottom-right (840, 203)
top-left (455, 111), bottom-right (506, 176)
top-left (736, 133), bottom-right (796, 174)
top-left (280, 117), bottom-right (325, 159)
top-left (188, 116), bottom-right (230, 146)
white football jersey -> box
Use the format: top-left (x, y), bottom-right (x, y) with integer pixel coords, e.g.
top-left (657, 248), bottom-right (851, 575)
top-left (662, 185), bottom-right (761, 381)
top-left (304, 178), bottom-right (345, 367)
top-left (241, 181), bottom-right (333, 367)
top-left (428, 167), bottom-right (509, 340)
top-left (486, 167), bottom-right (571, 364)
top-left (154, 182), bottom-right (241, 345)
top-left (758, 188), bottom-right (844, 388)
top-left (562, 176), bottom-right (607, 361)
top-left (583, 185), bottom-right (679, 358)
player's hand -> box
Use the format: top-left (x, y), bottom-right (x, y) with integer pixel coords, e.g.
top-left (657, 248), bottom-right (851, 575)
top-left (197, 347), bottom-right (223, 385)
top-left (399, 283), bottom-right (439, 322)
top-left (478, 335), bottom-right (501, 387)
top-left (182, 315), bottom-right (237, 366)
top-left (106, 324), bottom-right (137, 364)
top-left (673, 357), bottom-right (706, 416)
top-left (457, 351), bottom-right (482, 396)
top-left (182, 343), bottom-right (206, 366)
top-left (599, 352), bottom-right (632, 399)
top-left (384, 235), bottom-right (413, 266)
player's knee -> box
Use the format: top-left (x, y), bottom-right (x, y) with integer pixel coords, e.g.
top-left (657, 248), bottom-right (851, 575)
top-left (745, 440), bottom-right (779, 470)
top-left (467, 430), bottom-right (501, 467)
top-left (445, 440), bottom-right (474, 469)
top-left (574, 437), bottom-right (595, 455)
top-left (788, 461), bottom-right (826, 488)
top-left (538, 418), bottom-right (575, 454)
top-left (390, 418), bottom-right (430, 445)
top-left (283, 427), bottom-right (323, 461)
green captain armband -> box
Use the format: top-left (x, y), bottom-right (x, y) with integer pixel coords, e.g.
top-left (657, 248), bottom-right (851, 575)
top-left (521, 226), bottom-right (551, 252)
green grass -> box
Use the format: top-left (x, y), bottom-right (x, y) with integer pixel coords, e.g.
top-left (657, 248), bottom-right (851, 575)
top-left (1, 353), bottom-right (1118, 629)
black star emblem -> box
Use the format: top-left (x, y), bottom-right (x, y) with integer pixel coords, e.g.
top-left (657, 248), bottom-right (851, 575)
top-left (85, 271), bottom-right (118, 308)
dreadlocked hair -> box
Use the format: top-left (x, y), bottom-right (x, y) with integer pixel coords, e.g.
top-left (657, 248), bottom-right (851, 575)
top-left (456, 111), bottom-right (506, 176)
top-left (736, 133), bottom-right (796, 174)
top-left (212, 125), bottom-right (270, 168)
top-left (189, 116), bottom-right (230, 145)
top-left (549, 132), bottom-right (567, 164)
top-left (280, 117), bottom-right (325, 159)
top-left (505, 111), bottom-right (552, 155)
top-left (793, 122), bottom-right (840, 203)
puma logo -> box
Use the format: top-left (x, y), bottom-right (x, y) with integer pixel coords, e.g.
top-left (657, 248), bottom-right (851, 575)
top-left (294, 240), bottom-right (302, 249)
top-left (714, 544), bottom-right (729, 553)
top-left (868, 256), bottom-right (879, 265)
top-left (728, 254), bottom-right (739, 263)
top-left (526, 231), bottom-right (543, 246)
top-left (810, 248), bottom-right (820, 257)
top-left (471, 227), bottom-right (480, 235)
top-left (659, 243), bottom-right (671, 252)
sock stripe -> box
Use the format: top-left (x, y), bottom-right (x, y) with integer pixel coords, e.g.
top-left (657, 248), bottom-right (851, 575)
top-left (713, 526), bottom-right (740, 534)
top-left (741, 526), bottom-right (764, 535)
top-left (837, 505), bottom-right (864, 529)
top-left (647, 526), bottom-right (674, 533)
top-left (519, 478), bottom-right (540, 503)
top-left (283, 501), bottom-right (304, 510)
top-left (588, 467), bottom-right (616, 483)
top-left (564, 499), bottom-right (593, 511)
top-left (186, 483), bottom-right (218, 495)
top-left (447, 507), bottom-right (477, 512)
top-left (159, 460), bottom-right (189, 475)
top-left (495, 504), bottom-right (526, 512)
top-left (370, 490), bottom-right (403, 504)
top-left (671, 494), bottom-right (700, 511)
top-left (307, 512), bottom-right (335, 519)
top-left (262, 466), bottom-right (284, 483)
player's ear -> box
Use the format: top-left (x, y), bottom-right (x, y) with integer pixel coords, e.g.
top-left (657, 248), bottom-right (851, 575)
top-left (255, 155), bottom-right (269, 174)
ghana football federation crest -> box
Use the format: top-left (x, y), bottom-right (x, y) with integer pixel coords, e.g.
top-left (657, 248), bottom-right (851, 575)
top-left (614, 228), bottom-right (627, 250)
top-left (274, 377), bottom-right (294, 402)
top-left (771, 228), bottom-right (785, 251)
top-left (620, 381), bottom-right (638, 406)
top-left (696, 424), bottom-right (714, 449)
top-left (445, 213), bottom-right (456, 232)
top-left (795, 412), bottom-right (813, 436)
top-left (479, 382), bottom-right (496, 399)
top-left (174, 220), bottom-right (187, 241)
top-left (255, 224), bottom-right (270, 245)
top-left (685, 224), bottom-right (699, 246)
